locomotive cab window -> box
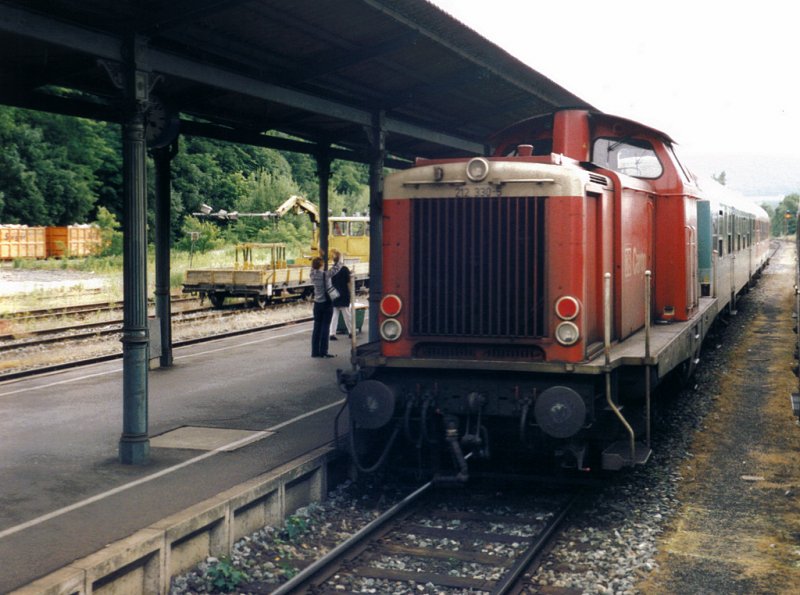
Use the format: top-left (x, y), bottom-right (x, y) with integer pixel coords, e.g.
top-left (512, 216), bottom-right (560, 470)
top-left (332, 221), bottom-right (346, 236)
top-left (592, 138), bottom-right (663, 179)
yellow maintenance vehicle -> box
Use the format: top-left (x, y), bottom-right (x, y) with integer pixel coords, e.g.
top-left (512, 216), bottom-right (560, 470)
top-left (182, 195), bottom-right (369, 308)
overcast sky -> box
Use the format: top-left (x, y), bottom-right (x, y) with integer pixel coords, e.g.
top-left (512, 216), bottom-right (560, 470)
top-left (429, 0), bottom-right (798, 161)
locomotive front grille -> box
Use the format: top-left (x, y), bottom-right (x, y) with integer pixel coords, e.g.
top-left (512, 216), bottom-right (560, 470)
top-left (411, 195), bottom-right (545, 338)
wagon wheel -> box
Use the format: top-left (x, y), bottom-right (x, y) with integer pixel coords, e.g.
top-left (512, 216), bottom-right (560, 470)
top-left (252, 295), bottom-right (271, 309)
top-left (208, 293), bottom-right (226, 308)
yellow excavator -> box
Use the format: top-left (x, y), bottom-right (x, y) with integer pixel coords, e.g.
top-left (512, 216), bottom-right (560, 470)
top-left (272, 194), bottom-right (370, 265)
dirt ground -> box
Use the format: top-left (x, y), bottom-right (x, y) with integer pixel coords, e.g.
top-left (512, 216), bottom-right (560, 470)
top-left (0, 266), bottom-right (111, 297)
top-left (640, 242), bottom-right (800, 594)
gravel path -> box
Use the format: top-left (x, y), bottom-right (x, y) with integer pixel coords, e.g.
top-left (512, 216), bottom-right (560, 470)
top-left (0, 267), bottom-right (111, 296)
top-left (639, 242), bottom-right (800, 593)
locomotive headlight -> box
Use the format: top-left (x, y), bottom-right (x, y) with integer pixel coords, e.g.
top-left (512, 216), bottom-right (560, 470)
top-left (555, 321), bottom-right (580, 346)
top-left (466, 157), bottom-right (490, 182)
top-left (380, 318), bottom-right (403, 342)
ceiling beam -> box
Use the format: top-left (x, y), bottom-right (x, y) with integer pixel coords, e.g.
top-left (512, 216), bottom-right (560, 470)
top-left (179, 120), bottom-right (412, 168)
top-left (0, 3), bottom-right (120, 61)
top-left (0, 3), bottom-right (485, 156)
top-left (142, 0), bottom-right (253, 34)
top-left (149, 47), bottom-right (486, 154)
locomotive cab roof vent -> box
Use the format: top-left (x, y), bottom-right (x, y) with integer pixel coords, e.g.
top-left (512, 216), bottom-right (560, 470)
top-left (588, 173), bottom-right (609, 186)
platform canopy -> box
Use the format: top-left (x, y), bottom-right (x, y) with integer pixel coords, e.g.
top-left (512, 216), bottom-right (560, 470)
top-left (0, 0), bottom-right (593, 163)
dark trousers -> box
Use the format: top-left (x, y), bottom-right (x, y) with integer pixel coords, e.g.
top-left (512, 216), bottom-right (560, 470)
top-left (312, 301), bottom-right (334, 356)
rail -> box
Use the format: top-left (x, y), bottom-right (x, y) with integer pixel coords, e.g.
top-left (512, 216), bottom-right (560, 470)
top-left (0, 313), bottom-right (314, 382)
top-left (644, 269), bottom-right (652, 448)
top-left (271, 481), bottom-right (578, 594)
top-left (270, 480), bottom-right (434, 595)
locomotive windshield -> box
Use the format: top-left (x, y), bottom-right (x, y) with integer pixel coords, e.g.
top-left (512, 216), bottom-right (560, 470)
top-left (592, 137), bottom-right (663, 179)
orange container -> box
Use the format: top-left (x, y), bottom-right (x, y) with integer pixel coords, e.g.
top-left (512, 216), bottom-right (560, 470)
top-left (0, 225), bottom-right (47, 260)
top-left (46, 225), bottom-right (101, 258)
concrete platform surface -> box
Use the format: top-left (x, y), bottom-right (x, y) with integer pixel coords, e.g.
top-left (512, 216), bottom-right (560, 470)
top-left (0, 318), bottom-right (356, 593)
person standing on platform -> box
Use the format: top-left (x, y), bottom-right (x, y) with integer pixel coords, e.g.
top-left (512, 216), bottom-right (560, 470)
top-left (310, 256), bottom-right (335, 358)
top-left (328, 249), bottom-right (353, 340)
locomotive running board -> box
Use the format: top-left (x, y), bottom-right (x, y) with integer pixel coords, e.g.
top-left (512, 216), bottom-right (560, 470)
top-left (601, 441), bottom-right (652, 471)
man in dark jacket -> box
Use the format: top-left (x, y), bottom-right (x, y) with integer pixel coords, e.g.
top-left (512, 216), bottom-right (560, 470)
top-left (328, 249), bottom-right (352, 340)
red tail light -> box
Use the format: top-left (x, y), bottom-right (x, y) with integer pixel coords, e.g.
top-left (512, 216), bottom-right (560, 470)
top-left (381, 294), bottom-right (402, 317)
top-left (555, 296), bottom-right (580, 320)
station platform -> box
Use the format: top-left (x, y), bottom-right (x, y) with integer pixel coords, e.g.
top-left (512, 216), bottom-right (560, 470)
top-left (0, 319), bottom-right (357, 593)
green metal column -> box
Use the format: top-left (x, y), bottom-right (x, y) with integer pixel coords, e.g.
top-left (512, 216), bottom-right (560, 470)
top-left (119, 88), bottom-right (150, 464)
top-left (154, 144), bottom-right (177, 367)
top-left (368, 111), bottom-right (385, 341)
top-left (316, 147), bottom-right (331, 264)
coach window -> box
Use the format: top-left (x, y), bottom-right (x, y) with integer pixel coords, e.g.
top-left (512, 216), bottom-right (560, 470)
top-left (726, 212), bottom-right (733, 254)
top-left (350, 221), bottom-right (367, 236)
top-left (592, 138), bottom-right (663, 179)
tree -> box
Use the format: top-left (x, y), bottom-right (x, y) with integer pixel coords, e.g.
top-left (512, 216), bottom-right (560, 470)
top-left (0, 106), bottom-right (117, 225)
top-left (712, 171), bottom-right (727, 185)
top-left (770, 193), bottom-right (799, 236)
top-left (175, 215), bottom-right (224, 253)
top-left (0, 107), bottom-right (372, 247)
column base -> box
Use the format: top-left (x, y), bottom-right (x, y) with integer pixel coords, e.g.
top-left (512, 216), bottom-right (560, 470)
top-left (119, 436), bottom-right (150, 464)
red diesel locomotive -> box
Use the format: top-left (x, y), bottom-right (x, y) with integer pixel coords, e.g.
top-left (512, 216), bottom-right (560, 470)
top-left (341, 109), bottom-right (769, 476)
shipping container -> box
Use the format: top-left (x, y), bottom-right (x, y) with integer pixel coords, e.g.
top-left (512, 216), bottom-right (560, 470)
top-left (46, 225), bottom-right (101, 258)
top-left (0, 225), bottom-right (46, 260)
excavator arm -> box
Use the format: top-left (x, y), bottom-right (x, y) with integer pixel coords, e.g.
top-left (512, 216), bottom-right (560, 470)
top-left (272, 195), bottom-right (320, 225)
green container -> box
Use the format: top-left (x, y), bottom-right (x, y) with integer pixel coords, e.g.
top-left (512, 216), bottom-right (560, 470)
top-left (337, 304), bottom-right (366, 334)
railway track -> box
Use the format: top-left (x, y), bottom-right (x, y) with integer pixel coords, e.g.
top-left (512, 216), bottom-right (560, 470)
top-left (271, 481), bottom-right (579, 594)
top-left (0, 295), bottom-right (196, 323)
top-left (0, 306), bottom-right (250, 350)
top-left (0, 299), bottom-right (315, 381)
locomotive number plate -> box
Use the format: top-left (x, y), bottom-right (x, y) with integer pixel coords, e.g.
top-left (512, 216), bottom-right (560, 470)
top-left (455, 184), bottom-right (502, 198)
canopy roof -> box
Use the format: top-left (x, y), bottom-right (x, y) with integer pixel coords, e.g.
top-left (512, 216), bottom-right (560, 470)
top-left (0, 0), bottom-right (594, 164)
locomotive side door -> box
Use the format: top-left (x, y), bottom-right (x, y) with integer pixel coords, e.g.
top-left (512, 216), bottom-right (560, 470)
top-left (616, 186), bottom-right (654, 340)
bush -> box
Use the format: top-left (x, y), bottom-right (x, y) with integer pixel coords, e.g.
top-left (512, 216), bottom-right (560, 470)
top-left (204, 557), bottom-right (248, 593)
top-left (94, 206), bottom-right (123, 256)
top-left (176, 216), bottom-right (224, 252)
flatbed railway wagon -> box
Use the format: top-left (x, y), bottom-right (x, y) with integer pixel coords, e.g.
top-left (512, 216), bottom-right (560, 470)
top-left (340, 109), bottom-right (769, 477)
top-left (183, 242), bottom-right (368, 308)
top-left (183, 243), bottom-right (305, 307)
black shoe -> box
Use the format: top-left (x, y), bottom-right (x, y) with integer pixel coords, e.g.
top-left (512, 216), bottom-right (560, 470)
top-left (311, 354), bottom-right (320, 358)
top-left (322, 354), bottom-right (336, 358)
top-left (329, 336), bottom-right (338, 340)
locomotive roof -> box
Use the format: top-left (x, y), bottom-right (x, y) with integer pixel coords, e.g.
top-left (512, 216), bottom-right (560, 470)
top-left (491, 110), bottom-right (676, 146)
top-left (0, 0), bottom-right (594, 164)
